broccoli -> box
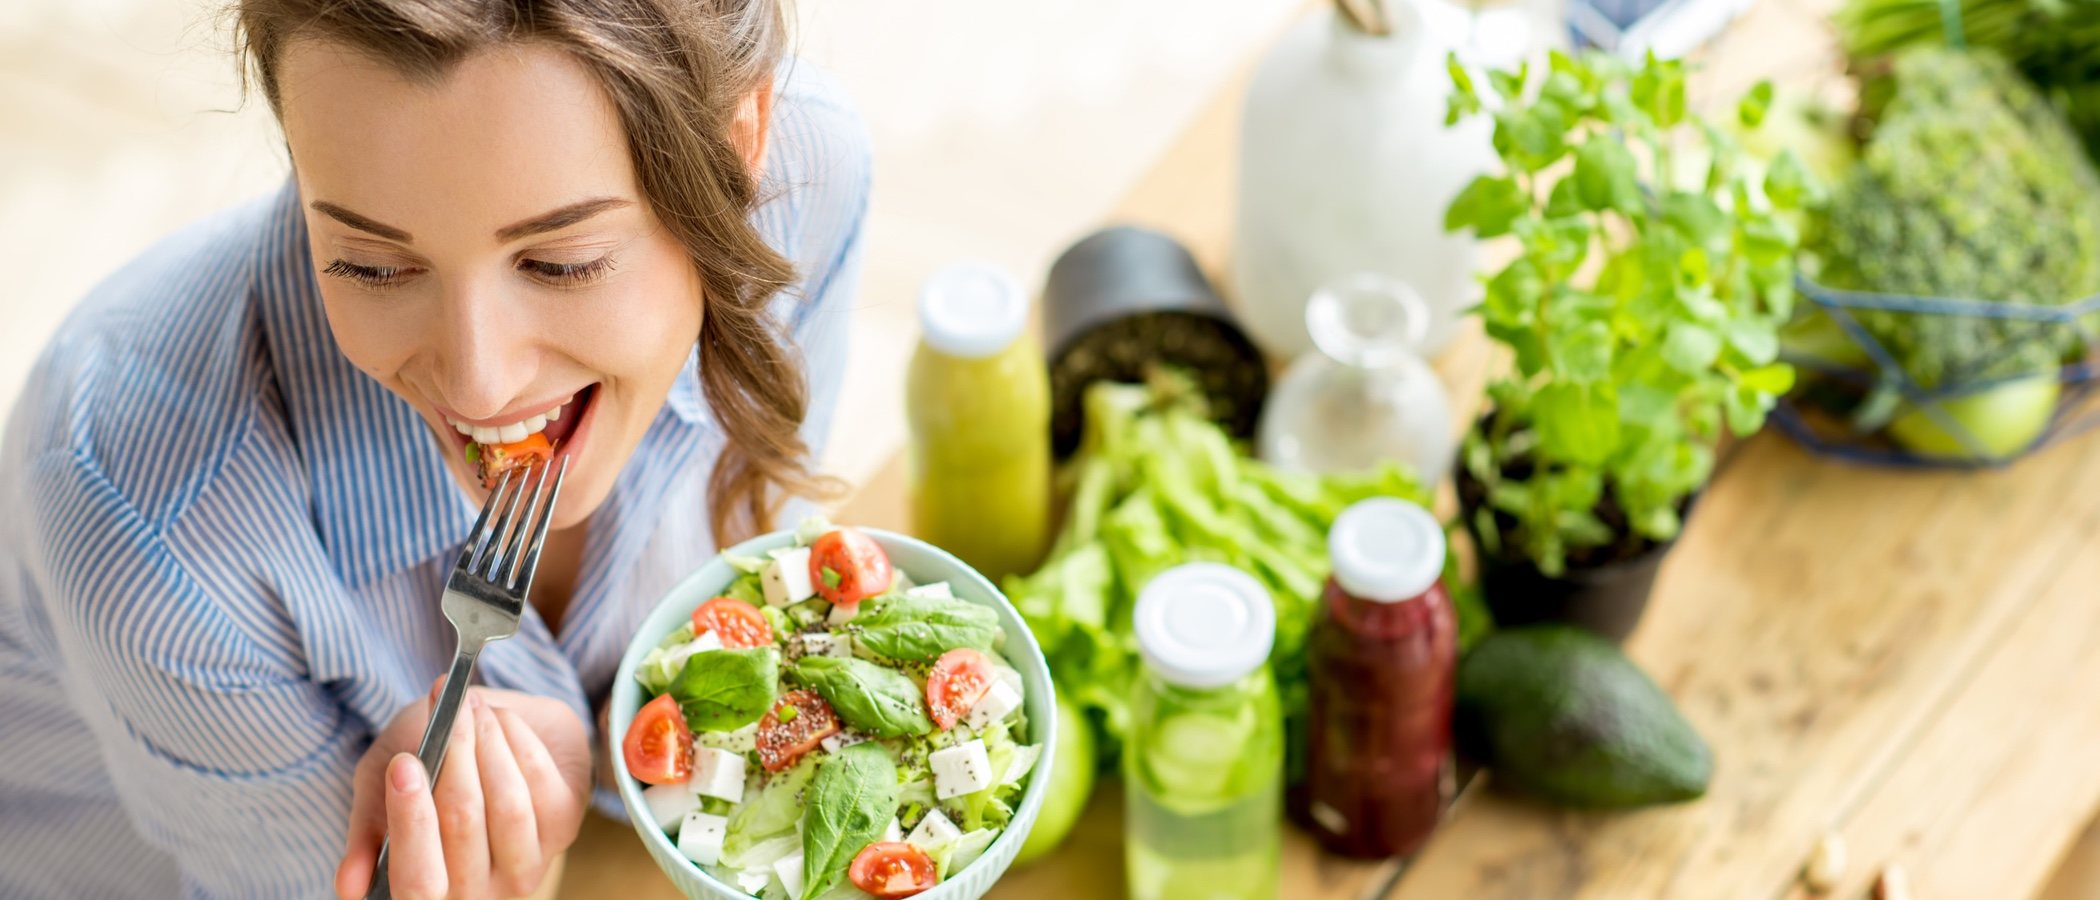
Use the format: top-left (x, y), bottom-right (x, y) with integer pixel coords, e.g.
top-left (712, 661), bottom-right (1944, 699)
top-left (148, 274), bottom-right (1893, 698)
top-left (1812, 48), bottom-right (2100, 390)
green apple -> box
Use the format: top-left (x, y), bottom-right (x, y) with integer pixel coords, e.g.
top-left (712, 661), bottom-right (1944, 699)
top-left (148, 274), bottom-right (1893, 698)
top-left (1889, 372), bottom-right (2060, 461)
top-left (1014, 693), bottom-right (1095, 866)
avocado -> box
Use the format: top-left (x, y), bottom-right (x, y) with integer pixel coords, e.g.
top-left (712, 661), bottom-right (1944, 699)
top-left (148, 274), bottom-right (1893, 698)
top-left (1457, 626), bottom-right (1712, 808)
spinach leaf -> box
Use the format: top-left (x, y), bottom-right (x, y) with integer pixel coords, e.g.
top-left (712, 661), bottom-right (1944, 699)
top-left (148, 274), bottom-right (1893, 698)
top-left (793, 656), bottom-right (932, 738)
top-left (801, 742), bottom-right (899, 900)
top-left (669, 646), bottom-right (778, 731)
top-left (849, 595), bottom-right (999, 663)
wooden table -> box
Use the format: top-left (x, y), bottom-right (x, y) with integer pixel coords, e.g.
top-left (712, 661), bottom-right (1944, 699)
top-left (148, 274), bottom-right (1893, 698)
top-left (561, 3), bottom-right (2100, 898)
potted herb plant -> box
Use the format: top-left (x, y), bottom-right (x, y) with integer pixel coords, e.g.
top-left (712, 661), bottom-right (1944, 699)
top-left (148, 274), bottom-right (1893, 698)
top-left (1442, 51), bottom-right (1811, 641)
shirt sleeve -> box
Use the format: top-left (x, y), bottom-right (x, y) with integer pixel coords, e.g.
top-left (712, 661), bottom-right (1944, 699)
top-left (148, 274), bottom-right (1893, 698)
top-left (26, 451), bottom-right (364, 899)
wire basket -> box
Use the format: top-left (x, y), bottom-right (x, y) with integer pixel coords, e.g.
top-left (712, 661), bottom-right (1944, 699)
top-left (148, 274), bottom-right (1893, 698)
top-left (1770, 277), bottom-right (2100, 468)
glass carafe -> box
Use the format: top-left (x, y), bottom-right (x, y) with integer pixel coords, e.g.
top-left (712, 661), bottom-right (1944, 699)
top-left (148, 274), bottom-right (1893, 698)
top-left (1257, 273), bottom-right (1455, 482)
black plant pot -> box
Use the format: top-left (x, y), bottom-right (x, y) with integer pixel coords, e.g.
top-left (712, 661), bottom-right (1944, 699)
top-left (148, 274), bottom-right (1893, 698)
top-left (1455, 457), bottom-right (1691, 644)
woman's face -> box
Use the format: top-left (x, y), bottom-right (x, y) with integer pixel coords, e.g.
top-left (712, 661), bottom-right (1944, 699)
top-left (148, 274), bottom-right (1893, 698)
top-left (278, 41), bottom-right (702, 528)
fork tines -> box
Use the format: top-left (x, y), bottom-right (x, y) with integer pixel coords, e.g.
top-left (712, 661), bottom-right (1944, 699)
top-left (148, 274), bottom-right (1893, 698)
top-left (459, 456), bottom-right (570, 594)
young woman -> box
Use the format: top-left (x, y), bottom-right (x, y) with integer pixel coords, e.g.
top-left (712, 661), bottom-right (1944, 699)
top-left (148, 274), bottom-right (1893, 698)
top-left (0, 1), bottom-right (867, 897)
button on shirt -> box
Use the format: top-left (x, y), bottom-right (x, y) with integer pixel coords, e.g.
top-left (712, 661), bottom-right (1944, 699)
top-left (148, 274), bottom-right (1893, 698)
top-left (0, 63), bottom-right (868, 898)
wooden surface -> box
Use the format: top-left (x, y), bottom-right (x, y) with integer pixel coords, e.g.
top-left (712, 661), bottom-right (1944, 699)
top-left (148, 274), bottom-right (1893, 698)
top-left (560, 2), bottom-right (2100, 898)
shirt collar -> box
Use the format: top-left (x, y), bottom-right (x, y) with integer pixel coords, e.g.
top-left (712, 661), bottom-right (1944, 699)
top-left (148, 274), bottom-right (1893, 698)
top-left (252, 178), bottom-right (478, 589)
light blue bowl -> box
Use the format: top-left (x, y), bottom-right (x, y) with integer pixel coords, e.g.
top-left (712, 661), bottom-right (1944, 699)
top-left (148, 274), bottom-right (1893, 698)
top-left (610, 528), bottom-right (1057, 900)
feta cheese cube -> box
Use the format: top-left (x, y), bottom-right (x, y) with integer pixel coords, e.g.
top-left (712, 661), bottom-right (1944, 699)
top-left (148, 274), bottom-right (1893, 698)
top-left (696, 721), bottom-right (759, 754)
top-left (796, 632), bottom-right (851, 659)
top-left (993, 665), bottom-right (1024, 697)
top-left (905, 809), bottom-right (961, 849)
top-left (691, 747), bottom-right (747, 803)
top-left (676, 811), bottom-right (728, 866)
top-left (663, 631), bottom-right (726, 677)
top-left (905, 581), bottom-right (954, 599)
top-left (964, 680), bottom-right (1023, 731)
top-left (931, 739), bottom-right (994, 799)
top-left (826, 600), bottom-right (859, 627)
top-left (643, 782), bottom-right (700, 832)
top-left (762, 548), bottom-right (815, 608)
top-left (734, 869), bottom-right (771, 894)
top-left (881, 817), bottom-right (903, 843)
top-left (773, 850), bottom-right (806, 899)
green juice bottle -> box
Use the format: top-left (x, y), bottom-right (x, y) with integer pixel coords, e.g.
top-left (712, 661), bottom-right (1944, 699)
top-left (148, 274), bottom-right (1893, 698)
top-left (905, 262), bottom-right (1051, 582)
top-left (1125, 563), bottom-right (1283, 900)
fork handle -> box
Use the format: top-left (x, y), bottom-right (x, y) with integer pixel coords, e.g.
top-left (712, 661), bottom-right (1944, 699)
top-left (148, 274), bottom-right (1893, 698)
top-left (366, 640), bottom-right (485, 900)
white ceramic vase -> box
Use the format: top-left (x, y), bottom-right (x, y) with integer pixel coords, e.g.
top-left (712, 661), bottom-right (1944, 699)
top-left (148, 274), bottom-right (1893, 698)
top-left (1230, 1), bottom-right (1497, 358)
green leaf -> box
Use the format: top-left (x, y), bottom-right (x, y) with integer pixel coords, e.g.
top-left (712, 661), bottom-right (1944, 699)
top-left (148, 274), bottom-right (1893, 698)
top-left (1662, 192), bottom-right (1726, 246)
top-left (850, 594), bottom-right (1001, 663)
top-left (792, 656), bottom-right (934, 738)
top-left (1444, 175), bottom-right (1526, 238)
top-left (669, 647), bottom-right (780, 731)
top-left (1534, 382), bottom-right (1622, 465)
top-left (1662, 322), bottom-right (1723, 374)
top-left (1489, 60), bottom-right (1528, 102)
top-left (1481, 260), bottom-right (1543, 328)
top-left (820, 566), bottom-right (843, 591)
top-left (1550, 319), bottom-right (1614, 382)
top-left (1574, 136), bottom-right (1641, 213)
top-left (1544, 176), bottom-right (1585, 219)
top-left (1762, 149), bottom-right (1815, 209)
top-left (1737, 363), bottom-right (1796, 395)
top-left (1725, 318), bottom-right (1781, 366)
top-left (1737, 80), bottom-right (1774, 129)
top-left (801, 743), bottom-right (900, 900)
top-left (1723, 383), bottom-right (1775, 435)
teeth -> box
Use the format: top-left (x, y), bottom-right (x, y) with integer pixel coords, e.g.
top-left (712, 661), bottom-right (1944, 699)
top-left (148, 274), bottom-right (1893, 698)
top-left (547, 403), bottom-right (562, 422)
top-left (472, 425), bottom-right (503, 444)
top-left (453, 420), bottom-right (471, 435)
top-left (449, 392), bottom-right (579, 445)
top-left (522, 413), bottom-right (548, 435)
top-left (497, 422), bottom-right (527, 443)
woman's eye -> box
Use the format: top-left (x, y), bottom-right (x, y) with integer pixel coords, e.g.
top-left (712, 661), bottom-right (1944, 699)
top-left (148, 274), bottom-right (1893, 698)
top-left (519, 257), bottom-right (615, 286)
top-left (322, 259), bottom-right (413, 288)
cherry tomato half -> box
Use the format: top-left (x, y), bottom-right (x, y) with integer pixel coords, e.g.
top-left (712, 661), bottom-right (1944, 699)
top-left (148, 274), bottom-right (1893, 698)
top-left (475, 432), bottom-right (553, 489)
top-left (927, 647), bottom-right (995, 731)
top-left (691, 596), bottom-right (771, 649)
top-left (808, 528), bottom-right (893, 607)
top-left (623, 693), bottom-right (692, 786)
top-left (848, 842), bottom-right (939, 898)
top-left (756, 689), bottom-right (842, 773)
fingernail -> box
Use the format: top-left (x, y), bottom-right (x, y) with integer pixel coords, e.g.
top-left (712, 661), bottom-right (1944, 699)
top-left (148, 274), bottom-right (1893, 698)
top-left (390, 754), bottom-right (424, 793)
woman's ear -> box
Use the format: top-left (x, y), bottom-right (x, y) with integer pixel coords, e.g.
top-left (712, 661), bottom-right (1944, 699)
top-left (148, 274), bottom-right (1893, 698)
top-left (733, 84), bottom-right (774, 175)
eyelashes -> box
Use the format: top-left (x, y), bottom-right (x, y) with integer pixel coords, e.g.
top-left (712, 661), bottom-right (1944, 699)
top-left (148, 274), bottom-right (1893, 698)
top-left (320, 256), bottom-right (617, 290)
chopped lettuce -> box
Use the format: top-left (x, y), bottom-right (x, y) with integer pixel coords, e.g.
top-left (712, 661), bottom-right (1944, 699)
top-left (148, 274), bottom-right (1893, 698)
top-left (723, 757), bottom-right (817, 860)
top-left (921, 828), bottom-right (1000, 879)
top-left (636, 624), bottom-right (699, 696)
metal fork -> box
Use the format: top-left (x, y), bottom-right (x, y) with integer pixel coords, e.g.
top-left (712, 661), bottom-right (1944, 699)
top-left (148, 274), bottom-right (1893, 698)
top-left (367, 456), bottom-right (569, 900)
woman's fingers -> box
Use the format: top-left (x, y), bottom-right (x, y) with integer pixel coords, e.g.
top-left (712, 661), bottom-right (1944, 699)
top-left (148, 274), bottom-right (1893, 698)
top-left (477, 702), bottom-right (545, 897)
top-left (433, 691), bottom-right (491, 898)
top-left (333, 749), bottom-right (393, 899)
top-left (496, 706), bottom-right (585, 851)
top-left (382, 753), bottom-right (448, 900)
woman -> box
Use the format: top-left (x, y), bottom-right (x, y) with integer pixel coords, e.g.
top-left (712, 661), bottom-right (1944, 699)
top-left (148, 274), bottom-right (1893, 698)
top-left (0, 0), bottom-right (867, 896)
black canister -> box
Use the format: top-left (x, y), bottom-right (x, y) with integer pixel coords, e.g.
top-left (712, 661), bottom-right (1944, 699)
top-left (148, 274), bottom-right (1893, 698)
top-left (1042, 226), bottom-right (1270, 456)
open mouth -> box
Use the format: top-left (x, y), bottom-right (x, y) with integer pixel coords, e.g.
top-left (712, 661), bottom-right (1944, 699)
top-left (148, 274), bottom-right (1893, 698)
top-left (443, 384), bottom-right (599, 487)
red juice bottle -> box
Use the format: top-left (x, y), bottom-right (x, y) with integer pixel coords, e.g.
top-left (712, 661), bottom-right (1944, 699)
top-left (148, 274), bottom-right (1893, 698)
top-left (1291, 498), bottom-right (1456, 859)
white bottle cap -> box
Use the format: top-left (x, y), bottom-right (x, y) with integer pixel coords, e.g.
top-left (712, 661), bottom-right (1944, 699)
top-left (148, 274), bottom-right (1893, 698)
top-left (1329, 498), bottom-right (1445, 603)
top-left (1134, 563), bottom-right (1276, 689)
top-left (917, 262), bottom-right (1029, 359)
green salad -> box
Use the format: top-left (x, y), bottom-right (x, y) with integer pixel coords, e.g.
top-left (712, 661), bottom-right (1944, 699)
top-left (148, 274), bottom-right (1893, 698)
top-left (622, 519), bottom-right (1040, 900)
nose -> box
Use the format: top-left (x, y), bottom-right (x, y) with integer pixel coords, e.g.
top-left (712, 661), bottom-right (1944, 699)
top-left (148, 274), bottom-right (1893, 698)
top-left (428, 273), bottom-right (536, 420)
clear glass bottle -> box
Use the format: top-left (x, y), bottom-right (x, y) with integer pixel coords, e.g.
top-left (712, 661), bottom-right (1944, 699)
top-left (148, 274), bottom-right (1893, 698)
top-left (905, 262), bottom-right (1052, 582)
top-left (1125, 564), bottom-right (1283, 900)
top-left (1291, 498), bottom-right (1457, 859)
top-left (1258, 273), bottom-right (1455, 482)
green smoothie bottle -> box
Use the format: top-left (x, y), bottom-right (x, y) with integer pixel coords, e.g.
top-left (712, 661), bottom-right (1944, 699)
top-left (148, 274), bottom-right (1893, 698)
top-left (905, 262), bottom-right (1051, 582)
top-left (1125, 563), bottom-right (1283, 900)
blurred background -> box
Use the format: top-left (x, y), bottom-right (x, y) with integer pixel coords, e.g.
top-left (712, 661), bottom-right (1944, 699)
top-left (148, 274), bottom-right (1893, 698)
top-left (0, 0), bottom-right (1307, 484)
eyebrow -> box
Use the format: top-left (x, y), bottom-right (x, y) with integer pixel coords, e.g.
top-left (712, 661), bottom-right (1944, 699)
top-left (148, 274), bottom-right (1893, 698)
top-left (306, 196), bottom-right (633, 244)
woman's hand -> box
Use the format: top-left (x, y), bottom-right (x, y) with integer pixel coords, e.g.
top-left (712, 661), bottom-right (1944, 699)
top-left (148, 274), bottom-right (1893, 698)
top-left (335, 685), bottom-right (592, 900)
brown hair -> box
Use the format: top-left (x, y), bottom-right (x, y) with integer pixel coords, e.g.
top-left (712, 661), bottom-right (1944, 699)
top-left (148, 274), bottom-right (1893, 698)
top-left (234, 0), bottom-right (839, 543)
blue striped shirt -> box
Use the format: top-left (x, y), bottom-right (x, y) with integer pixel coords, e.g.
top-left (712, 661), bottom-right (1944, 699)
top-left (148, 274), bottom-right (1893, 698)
top-left (0, 62), bottom-right (868, 898)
